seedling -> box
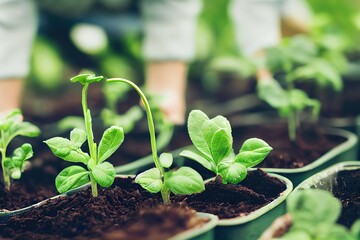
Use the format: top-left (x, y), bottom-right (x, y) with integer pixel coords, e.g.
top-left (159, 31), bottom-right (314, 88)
top-left (180, 110), bottom-right (272, 184)
top-left (45, 74), bottom-right (124, 197)
top-left (0, 109), bottom-right (40, 190)
top-left (107, 78), bottom-right (204, 204)
top-left (258, 35), bottom-right (343, 142)
top-left (257, 80), bottom-right (320, 142)
top-left (279, 189), bottom-right (360, 240)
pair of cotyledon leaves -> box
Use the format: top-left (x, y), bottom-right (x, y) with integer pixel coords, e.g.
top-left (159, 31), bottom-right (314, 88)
top-left (135, 110), bottom-right (272, 196)
top-left (0, 109), bottom-right (40, 181)
top-left (257, 79), bottom-right (320, 119)
top-left (45, 126), bottom-right (124, 194)
top-left (180, 110), bottom-right (272, 184)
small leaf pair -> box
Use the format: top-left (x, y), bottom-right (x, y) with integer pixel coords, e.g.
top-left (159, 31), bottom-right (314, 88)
top-left (45, 126), bottom-right (123, 194)
top-left (45, 74), bottom-right (124, 197)
top-left (0, 109), bottom-right (40, 190)
top-left (180, 110), bottom-right (272, 184)
top-left (135, 153), bottom-right (204, 195)
top-left (257, 79), bottom-right (320, 141)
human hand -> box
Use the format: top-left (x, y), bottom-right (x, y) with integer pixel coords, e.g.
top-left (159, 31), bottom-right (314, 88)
top-left (145, 61), bottom-right (187, 125)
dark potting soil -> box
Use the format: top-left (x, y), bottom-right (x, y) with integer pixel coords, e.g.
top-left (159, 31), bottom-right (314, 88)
top-left (0, 177), bottom-right (207, 240)
top-left (0, 149), bottom-right (64, 211)
top-left (174, 169), bottom-right (286, 219)
top-left (232, 123), bottom-right (345, 169)
top-left (333, 169), bottom-right (360, 228)
top-left (0, 168), bottom-right (57, 211)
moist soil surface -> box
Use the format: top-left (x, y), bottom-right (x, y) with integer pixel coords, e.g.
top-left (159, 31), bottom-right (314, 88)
top-left (232, 123), bottom-right (345, 169)
top-left (174, 169), bottom-right (287, 219)
top-left (0, 149), bottom-right (67, 211)
top-left (0, 178), bottom-right (207, 240)
top-left (333, 169), bottom-right (360, 228)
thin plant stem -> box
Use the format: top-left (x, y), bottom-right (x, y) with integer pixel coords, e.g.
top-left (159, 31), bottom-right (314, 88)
top-left (107, 78), bottom-right (171, 203)
top-left (81, 83), bottom-right (98, 197)
top-left (288, 113), bottom-right (296, 142)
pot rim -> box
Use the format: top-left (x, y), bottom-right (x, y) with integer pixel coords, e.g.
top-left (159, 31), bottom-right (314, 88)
top-left (294, 161), bottom-right (360, 191)
top-left (202, 172), bottom-right (293, 226)
top-left (251, 127), bottom-right (358, 174)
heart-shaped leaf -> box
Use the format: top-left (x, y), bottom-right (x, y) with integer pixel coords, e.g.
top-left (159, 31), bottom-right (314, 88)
top-left (98, 126), bottom-right (124, 163)
top-left (218, 161), bottom-right (247, 184)
top-left (55, 166), bottom-right (90, 193)
top-left (135, 168), bottom-right (163, 193)
top-left (91, 162), bottom-right (115, 188)
top-left (235, 138), bottom-right (272, 168)
top-left (165, 167), bottom-right (204, 195)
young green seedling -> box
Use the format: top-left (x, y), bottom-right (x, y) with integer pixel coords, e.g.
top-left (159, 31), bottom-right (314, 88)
top-left (257, 79), bottom-right (320, 142)
top-left (107, 78), bottom-right (204, 204)
top-left (260, 35), bottom-right (343, 142)
top-left (0, 109), bottom-right (40, 190)
top-left (44, 74), bottom-right (124, 197)
top-left (180, 110), bottom-right (272, 184)
top-left (279, 189), bottom-right (360, 240)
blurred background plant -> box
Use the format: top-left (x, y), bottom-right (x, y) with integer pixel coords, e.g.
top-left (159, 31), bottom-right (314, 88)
top-left (24, 0), bottom-right (360, 121)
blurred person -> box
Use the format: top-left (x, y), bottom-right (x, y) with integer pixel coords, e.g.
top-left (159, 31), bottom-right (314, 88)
top-left (0, 0), bottom-right (200, 125)
top-left (0, 0), bottom-right (311, 124)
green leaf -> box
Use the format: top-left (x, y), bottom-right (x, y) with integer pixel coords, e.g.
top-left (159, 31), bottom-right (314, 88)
top-left (91, 162), bottom-right (115, 188)
top-left (135, 168), bottom-right (163, 193)
top-left (2, 158), bottom-right (13, 173)
top-left (180, 149), bottom-right (215, 171)
top-left (44, 137), bottom-right (90, 164)
top-left (70, 73), bottom-right (92, 84)
top-left (279, 231), bottom-right (312, 240)
top-left (202, 118), bottom-right (231, 151)
top-left (288, 89), bottom-right (310, 111)
top-left (218, 161), bottom-right (247, 184)
top-left (10, 122), bottom-right (40, 138)
top-left (351, 220), bottom-right (360, 239)
top-left (287, 190), bottom-right (342, 226)
top-left (70, 128), bottom-right (87, 148)
top-left (0, 109), bottom-right (22, 131)
top-left (235, 138), bottom-right (272, 167)
top-left (10, 168), bottom-right (22, 179)
top-left (257, 79), bottom-right (289, 110)
top-left (318, 224), bottom-right (355, 240)
top-left (55, 166), bottom-right (90, 193)
top-left (86, 75), bottom-right (104, 84)
top-left (12, 143), bottom-right (33, 161)
top-left (165, 166), bottom-right (205, 195)
top-left (11, 143), bottom-right (33, 172)
top-left (97, 126), bottom-right (124, 163)
top-left (159, 153), bottom-right (173, 168)
top-left (187, 110), bottom-right (211, 158)
top-left (70, 74), bottom-right (103, 84)
top-left (210, 129), bottom-right (232, 165)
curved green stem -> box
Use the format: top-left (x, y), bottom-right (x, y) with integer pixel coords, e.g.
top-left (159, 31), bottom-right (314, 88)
top-left (107, 78), bottom-right (170, 203)
top-left (107, 78), bottom-right (163, 174)
top-left (82, 83), bottom-right (98, 197)
top-left (288, 112), bottom-right (296, 142)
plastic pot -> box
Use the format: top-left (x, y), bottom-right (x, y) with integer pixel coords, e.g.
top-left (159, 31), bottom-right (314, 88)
top-left (211, 173), bottom-right (293, 240)
top-left (255, 128), bottom-right (358, 186)
top-left (0, 175), bottom-right (218, 240)
top-left (294, 161), bottom-right (360, 192)
top-left (258, 214), bottom-right (292, 240)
